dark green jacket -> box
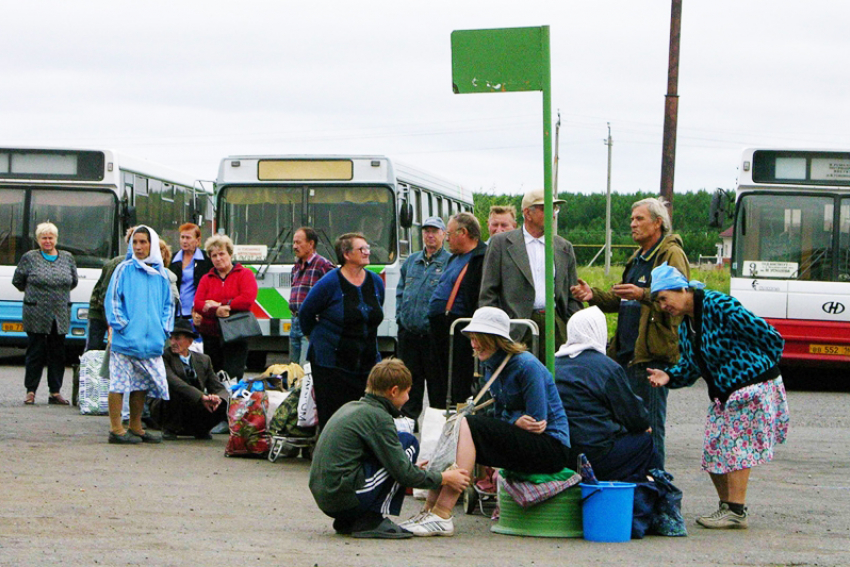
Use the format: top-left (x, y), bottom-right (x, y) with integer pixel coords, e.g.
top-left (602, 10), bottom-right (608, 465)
top-left (309, 394), bottom-right (442, 515)
top-left (87, 256), bottom-right (123, 323)
top-left (590, 233), bottom-right (689, 366)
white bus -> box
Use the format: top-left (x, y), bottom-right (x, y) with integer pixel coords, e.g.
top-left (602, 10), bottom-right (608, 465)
top-left (214, 155), bottom-right (473, 365)
top-left (0, 147), bottom-right (213, 353)
top-left (728, 148), bottom-right (850, 367)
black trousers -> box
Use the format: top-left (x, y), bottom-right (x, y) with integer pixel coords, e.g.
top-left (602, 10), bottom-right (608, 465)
top-left (152, 395), bottom-right (228, 436)
top-left (397, 327), bottom-right (438, 421)
top-left (428, 313), bottom-right (475, 409)
top-left (311, 363), bottom-right (368, 429)
top-left (201, 334), bottom-right (248, 381)
top-left (24, 322), bottom-right (66, 395)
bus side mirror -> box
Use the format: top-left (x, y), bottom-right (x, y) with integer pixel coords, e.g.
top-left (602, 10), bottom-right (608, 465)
top-left (399, 202), bottom-right (413, 228)
top-left (709, 189), bottom-right (731, 228)
top-left (122, 205), bottom-right (137, 230)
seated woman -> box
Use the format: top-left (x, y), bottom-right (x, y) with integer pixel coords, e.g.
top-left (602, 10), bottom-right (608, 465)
top-left (403, 307), bottom-right (572, 537)
top-left (554, 306), bottom-right (658, 481)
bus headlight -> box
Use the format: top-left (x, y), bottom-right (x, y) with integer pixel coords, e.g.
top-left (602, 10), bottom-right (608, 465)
top-left (77, 307), bottom-right (89, 320)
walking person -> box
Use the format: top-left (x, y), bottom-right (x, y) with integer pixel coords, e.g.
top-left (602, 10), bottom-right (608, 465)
top-left (104, 226), bottom-right (173, 444)
top-left (13, 222), bottom-right (78, 405)
top-left (647, 262), bottom-right (789, 529)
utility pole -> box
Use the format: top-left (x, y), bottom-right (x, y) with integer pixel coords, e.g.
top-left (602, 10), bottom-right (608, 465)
top-left (660, 0), bottom-right (682, 217)
top-left (604, 123), bottom-right (613, 276)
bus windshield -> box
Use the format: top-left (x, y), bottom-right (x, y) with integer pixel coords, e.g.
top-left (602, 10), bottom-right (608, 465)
top-left (733, 193), bottom-right (850, 282)
top-left (218, 184), bottom-right (397, 265)
top-left (0, 188), bottom-right (116, 268)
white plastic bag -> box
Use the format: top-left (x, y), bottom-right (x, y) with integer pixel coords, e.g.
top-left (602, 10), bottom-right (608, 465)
top-left (296, 363), bottom-right (318, 427)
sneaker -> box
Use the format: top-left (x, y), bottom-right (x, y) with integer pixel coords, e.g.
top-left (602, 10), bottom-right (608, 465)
top-left (398, 510), bottom-right (430, 529)
top-left (696, 503), bottom-right (748, 529)
top-left (405, 512), bottom-right (455, 537)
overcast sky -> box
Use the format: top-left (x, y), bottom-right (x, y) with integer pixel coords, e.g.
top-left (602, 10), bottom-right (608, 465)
top-left (3, 1), bottom-right (850, 198)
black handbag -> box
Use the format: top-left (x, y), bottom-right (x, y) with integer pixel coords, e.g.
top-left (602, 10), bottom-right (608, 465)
top-left (218, 311), bottom-right (262, 343)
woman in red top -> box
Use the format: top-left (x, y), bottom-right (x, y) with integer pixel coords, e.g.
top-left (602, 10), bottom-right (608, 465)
top-left (193, 234), bottom-right (258, 380)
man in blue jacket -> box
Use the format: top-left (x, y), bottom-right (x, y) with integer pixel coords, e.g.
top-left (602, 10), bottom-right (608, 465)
top-left (396, 216), bottom-right (449, 421)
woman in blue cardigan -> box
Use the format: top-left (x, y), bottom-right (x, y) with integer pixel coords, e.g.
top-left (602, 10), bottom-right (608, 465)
top-left (299, 232), bottom-right (384, 428)
top-left (647, 263), bottom-right (789, 530)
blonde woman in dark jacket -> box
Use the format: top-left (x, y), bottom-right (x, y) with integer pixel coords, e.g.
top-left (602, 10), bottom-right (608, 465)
top-left (13, 222), bottom-right (78, 405)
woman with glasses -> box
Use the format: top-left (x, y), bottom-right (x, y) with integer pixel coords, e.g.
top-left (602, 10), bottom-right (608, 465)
top-left (299, 232), bottom-right (384, 428)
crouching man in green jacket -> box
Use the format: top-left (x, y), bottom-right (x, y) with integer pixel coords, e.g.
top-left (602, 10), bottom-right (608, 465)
top-left (309, 359), bottom-right (471, 538)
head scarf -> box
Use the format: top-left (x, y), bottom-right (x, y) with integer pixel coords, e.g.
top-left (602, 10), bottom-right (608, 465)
top-left (555, 306), bottom-right (607, 358)
top-left (650, 261), bottom-right (705, 295)
top-left (125, 225), bottom-right (169, 279)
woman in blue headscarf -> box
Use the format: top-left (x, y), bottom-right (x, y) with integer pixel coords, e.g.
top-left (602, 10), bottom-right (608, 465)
top-left (646, 263), bottom-right (789, 531)
top-left (104, 226), bottom-right (173, 445)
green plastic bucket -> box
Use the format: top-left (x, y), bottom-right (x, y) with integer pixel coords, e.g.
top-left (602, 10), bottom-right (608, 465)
top-left (579, 482), bottom-right (635, 542)
top-left (491, 485), bottom-right (583, 538)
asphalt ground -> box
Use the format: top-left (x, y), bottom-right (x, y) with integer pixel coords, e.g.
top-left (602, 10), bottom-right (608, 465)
top-left (0, 349), bottom-right (848, 567)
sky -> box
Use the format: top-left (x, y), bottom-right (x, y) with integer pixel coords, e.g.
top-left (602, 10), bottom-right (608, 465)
top-left (3, 1), bottom-right (850, 198)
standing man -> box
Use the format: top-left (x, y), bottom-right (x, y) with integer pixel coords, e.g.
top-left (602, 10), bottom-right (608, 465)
top-left (396, 216), bottom-right (450, 421)
top-left (487, 205), bottom-right (517, 240)
top-left (479, 188), bottom-right (582, 364)
top-left (571, 197), bottom-right (689, 468)
top-left (151, 319), bottom-right (229, 440)
top-left (428, 212), bottom-right (487, 408)
top-left (289, 227), bottom-right (335, 366)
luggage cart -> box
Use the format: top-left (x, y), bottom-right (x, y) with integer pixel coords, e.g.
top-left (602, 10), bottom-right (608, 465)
top-left (446, 317), bottom-right (540, 515)
top-left (268, 433), bottom-right (317, 462)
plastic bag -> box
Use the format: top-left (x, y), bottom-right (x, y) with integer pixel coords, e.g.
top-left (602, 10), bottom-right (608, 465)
top-left (296, 366), bottom-right (317, 428)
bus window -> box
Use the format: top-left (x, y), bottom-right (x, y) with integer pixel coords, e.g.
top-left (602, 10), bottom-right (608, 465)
top-left (29, 189), bottom-right (116, 267)
top-left (734, 194), bottom-right (834, 281)
top-left (840, 199), bottom-right (850, 282)
top-left (0, 189), bottom-right (25, 264)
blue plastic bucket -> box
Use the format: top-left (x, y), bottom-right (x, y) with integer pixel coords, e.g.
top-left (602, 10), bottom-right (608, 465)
top-left (579, 482), bottom-right (635, 542)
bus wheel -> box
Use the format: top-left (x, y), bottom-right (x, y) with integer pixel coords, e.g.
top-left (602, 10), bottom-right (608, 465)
top-left (246, 351), bottom-right (267, 371)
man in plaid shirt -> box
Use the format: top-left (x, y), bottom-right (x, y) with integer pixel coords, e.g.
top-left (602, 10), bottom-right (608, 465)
top-left (290, 227), bottom-right (335, 365)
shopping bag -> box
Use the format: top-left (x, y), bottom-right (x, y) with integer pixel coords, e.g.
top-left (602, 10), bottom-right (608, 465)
top-left (296, 364), bottom-right (317, 428)
top-left (79, 350), bottom-right (109, 416)
top-left (225, 390), bottom-right (270, 457)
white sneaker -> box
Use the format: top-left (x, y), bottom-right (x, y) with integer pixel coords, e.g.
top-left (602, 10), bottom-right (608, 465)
top-left (398, 510), bottom-right (429, 529)
top-left (405, 512), bottom-right (455, 537)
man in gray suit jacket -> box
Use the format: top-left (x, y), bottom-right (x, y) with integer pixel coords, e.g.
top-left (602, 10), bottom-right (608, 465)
top-left (479, 189), bottom-right (582, 363)
top-left (151, 319), bottom-right (229, 439)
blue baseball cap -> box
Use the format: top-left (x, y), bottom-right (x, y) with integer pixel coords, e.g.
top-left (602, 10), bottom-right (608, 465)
top-left (422, 216), bottom-right (446, 231)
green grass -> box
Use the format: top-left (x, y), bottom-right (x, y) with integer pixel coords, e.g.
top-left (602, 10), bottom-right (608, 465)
top-left (575, 264), bottom-right (731, 338)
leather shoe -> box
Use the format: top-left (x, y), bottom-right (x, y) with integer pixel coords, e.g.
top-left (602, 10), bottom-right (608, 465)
top-left (129, 429), bottom-right (162, 444)
top-left (161, 430), bottom-right (178, 441)
top-left (48, 394), bottom-right (70, 405)
top-left (109, 431), bottom-right (142, 445)
top-left (24, 392), bottom-right (35, 405)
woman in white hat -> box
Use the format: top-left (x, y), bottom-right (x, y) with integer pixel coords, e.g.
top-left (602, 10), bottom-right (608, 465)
top-left (403, 306), bottom-right (573, 537)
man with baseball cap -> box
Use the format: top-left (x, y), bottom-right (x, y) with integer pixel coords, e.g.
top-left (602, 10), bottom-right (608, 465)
top-left (479, 188), bottom-right (582, 364)
top-left (150, 319), bottom-right (229, 440)
top-left (396, 216), bottom-right (450, 421)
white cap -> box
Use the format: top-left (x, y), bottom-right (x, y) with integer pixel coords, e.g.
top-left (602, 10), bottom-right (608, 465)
top-left (462, 307), bottom-right (512, 341)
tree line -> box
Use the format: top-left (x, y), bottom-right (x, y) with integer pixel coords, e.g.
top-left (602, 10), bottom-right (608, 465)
top-left (473, 189), bottom-right (724, 265)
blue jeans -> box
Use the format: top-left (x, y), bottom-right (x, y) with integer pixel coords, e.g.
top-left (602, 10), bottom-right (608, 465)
top-left (289, 316), bottom-right (308, 366)
top-left (622, 360), bottom-right (669, 469)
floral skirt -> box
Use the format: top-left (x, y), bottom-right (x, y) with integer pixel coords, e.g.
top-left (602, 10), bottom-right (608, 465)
top-left (702, 377), bottom-right (789, 474)
top-left (108, 351), bottom-right (169, 399)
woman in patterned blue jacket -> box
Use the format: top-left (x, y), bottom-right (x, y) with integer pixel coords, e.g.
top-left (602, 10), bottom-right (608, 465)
top-left (647, 263), bottom-right (789, 531)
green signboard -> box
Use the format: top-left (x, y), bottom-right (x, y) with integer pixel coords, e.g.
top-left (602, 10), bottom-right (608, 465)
top-left (451, 27), bottom-right (545, 94)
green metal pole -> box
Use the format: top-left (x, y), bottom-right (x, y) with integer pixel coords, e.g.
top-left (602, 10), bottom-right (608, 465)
top-left (541, 25), bottom-right (555, 375)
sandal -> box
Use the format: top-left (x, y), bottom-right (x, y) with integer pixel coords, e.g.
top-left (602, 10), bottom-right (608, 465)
top-left (24, 392), bottom-right (35, 405)
top-left (351, 518), bottom-right (413, 539)
top-left (48, 394), bottom-right (70, 405)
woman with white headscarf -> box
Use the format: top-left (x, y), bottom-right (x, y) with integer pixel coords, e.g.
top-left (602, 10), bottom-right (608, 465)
top-left (104, 226), bottom-right (173, 445)
top-left (554, 306), bottom-right (658, 481)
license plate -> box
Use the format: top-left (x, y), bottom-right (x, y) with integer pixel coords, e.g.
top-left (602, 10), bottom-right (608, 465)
top-left (2, 322), bottom-right (23, 332)
top-left (283, 322), bottom-right (291, 332)
top-left (809, 344), bottom-right (850, 356)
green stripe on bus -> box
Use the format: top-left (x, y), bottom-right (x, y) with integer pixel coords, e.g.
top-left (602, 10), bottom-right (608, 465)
top-left (256, 288), bottom-right (291, 318)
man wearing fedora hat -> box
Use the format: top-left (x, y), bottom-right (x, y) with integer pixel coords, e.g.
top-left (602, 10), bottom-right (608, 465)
top-left (479, 188), bottom-right (582, 364)
top-left (150, 319), bottom-right (229, 440)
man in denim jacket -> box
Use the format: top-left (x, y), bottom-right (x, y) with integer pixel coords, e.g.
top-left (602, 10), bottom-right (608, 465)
top-left (396, 216), bottom-right (449, 421)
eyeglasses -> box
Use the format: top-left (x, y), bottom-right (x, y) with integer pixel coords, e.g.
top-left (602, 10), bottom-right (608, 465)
top-left (446, 229), bottom-right (464, 237)
top-left (532, 205), bottom-right (560, 213)
top-left (357, 245), bottom-right (371, 254)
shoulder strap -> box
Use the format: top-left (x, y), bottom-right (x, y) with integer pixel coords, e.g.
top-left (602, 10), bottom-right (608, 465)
top-left (472, 353), bottom-right (512, 406)
top-left (444, 263), bottom-right (469, 315)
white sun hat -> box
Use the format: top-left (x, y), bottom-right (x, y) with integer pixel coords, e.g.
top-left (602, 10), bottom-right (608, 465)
top-left (462, 306), bottom-right (512, 341)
